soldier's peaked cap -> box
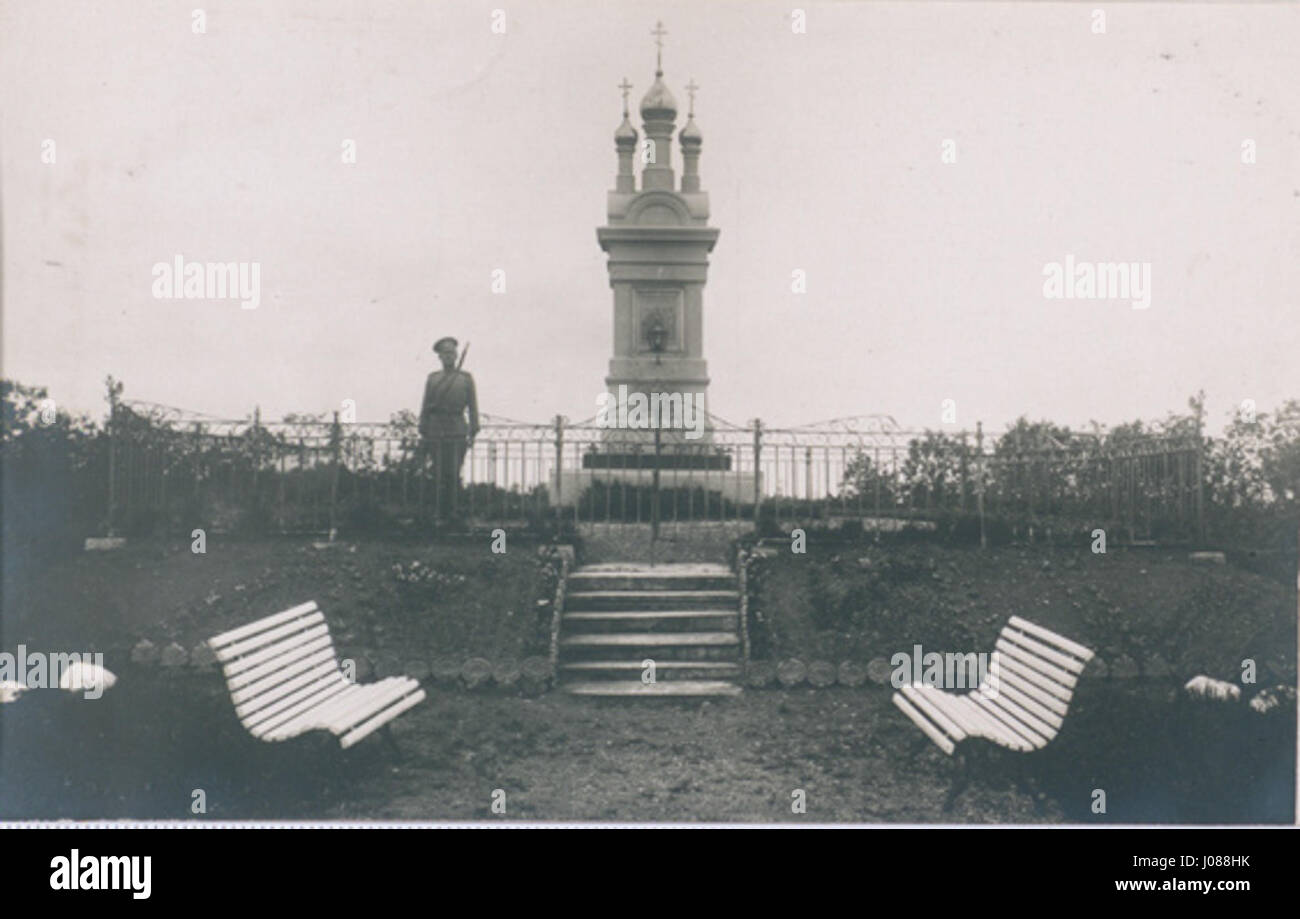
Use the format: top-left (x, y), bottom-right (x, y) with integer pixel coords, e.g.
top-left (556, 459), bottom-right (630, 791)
top-left (433, 336), bottom-right (458, 354)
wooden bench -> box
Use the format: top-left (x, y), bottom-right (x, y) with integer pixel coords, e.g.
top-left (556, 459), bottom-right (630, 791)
top-left (207, 601), bottom-right (426, 750)
top-left (891, 615), bottom-right (1094, 755)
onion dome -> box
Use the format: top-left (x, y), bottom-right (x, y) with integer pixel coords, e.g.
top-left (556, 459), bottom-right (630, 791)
top-left (615, 115), bottom-right (638, 147)
top-left (639, 75), bottom-right (677, 121)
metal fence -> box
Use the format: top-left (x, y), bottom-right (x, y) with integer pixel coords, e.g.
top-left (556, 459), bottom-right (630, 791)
top-left (104, 400), bottom-right (1204, 543)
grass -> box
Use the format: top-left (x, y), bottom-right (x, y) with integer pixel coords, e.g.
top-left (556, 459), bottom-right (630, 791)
top-left (2, 535), bottom-right (553, 664)
top-left (750, 542), bottom-right (1296, 686)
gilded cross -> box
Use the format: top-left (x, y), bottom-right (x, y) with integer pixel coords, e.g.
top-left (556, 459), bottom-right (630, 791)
top-left (618, 77), bottom-right (633, 115)
top-left (651, 21), bottom-right (667, 72)
top-left (685, 78), bottom-right (699, 116)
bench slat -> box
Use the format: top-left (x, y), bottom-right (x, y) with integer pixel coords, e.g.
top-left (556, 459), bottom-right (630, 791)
top-left (914, 686), bottom-right (1023, 748)
top-left (234, 660), bottom-right (343, 721)
top-left (208, 602), bottom-right (319, 649)
top-left (977, 691), bottom-right (1054, 746)
top-left (341, 689), bottom-right (427, 749)
top-left (959, 697), bottom-right (1031, 750)
top-left (320, 678), bottom-right (421, 737)
top-left (993, 653), bottom-right (1074, 706)
top-left (900, 684), bottom-right (967, 743)
top-left (263, 684), bottom-right (367, 740)
top-left (892, 694), bottom-right (956, 755)
top-left (917, 687), bottom-right (987, 739)
top-left (245, 674), bottom-right (351, 735)
top-left (994, 638), bottom-right (1078, 689)
top-left (227, 630), bottom-right (334, 689)
top-left (984, 687), bottom-right (1057, 739)
top-left (265, 680), bottom-right (404, 741)
top-left (925, 690), bottom-right (1029, 750)
top-left (214, 612), bottom-right (326, 664)
top-left (989, 665), bottom-right (1070, 719)
top-left (998, 628), bottom-right (1086, 675)
top-left (231, 650), bottom-right (338, 708)
top-left (1007, 615), bottom-right (1095, 661)
top-left (223, 623), bottom-right (332, 679)
top-left (970, 693), bottom-right (1048, 748)
top-left (992, 677), bottom-right (1066, 730)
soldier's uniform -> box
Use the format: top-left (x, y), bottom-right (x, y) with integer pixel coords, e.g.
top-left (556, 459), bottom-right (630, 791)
top-left (419, 337), bottom-right (479, 523)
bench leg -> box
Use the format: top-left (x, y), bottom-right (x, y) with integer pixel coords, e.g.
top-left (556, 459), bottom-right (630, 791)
top-left (380, 724), bottom-right (403, 757)
top-left (1012, 757), bottom-right (1048, 816)
top-left (943, 749), bottom-right (972, 813)
top-left (908, 730), bottom-right (933, 758)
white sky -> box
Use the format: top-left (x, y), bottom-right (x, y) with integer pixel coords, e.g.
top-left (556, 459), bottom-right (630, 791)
top-left (3, 0), bottom-right (1297, 434)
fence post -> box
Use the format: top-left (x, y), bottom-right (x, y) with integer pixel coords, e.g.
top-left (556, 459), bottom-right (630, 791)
top-left (252, 405), bottom-right (261, 521)
top-left (959, 431), bottom-right (969, 514)
top-left (751, 419), bottom-right (763, 531)
top-left (552, 414), bottom-right (564, 527)
top-left (804, 446), bottom-right (813, 510)
top-left (1193, 403), bottom-right (1206, 545)
top-left (192, 422), bottom-right (201, 520)
top-left (874, 446), bottom-right (882, 517)
top-left (976, 421), bottom-right (986, 550)
top-left (329, 410), bottom-right (341, 541)
top-left (106, 391), bottom-right (118, 536)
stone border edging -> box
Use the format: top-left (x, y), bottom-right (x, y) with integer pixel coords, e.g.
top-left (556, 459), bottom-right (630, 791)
top-left (122, 638), bottom-right (559, 694)
top-left (740, 654), bottom-right (1192, 688)
top-left (106, 642), bottom-right (1228, 689)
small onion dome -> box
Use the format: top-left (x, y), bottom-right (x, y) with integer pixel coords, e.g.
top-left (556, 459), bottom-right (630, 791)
top-left (679, 116), bottom-right (702, 146)
top-left (639, 75), bottom-right (677, 120)
top-left (615, 115), bottom-right (638, 147)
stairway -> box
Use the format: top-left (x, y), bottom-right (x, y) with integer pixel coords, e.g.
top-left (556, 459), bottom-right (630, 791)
top-left (559, 563), bottom-right (743, 697)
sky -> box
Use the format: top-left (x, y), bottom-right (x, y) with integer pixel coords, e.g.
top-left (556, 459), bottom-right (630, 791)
top-left (3, 0), bottom-right (1298, 435)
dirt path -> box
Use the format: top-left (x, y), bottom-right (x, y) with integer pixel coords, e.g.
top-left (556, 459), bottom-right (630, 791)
top-left (321, 690), bottom-right (1047, 823)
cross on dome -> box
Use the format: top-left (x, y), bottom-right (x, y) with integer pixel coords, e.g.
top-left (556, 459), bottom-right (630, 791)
top-left (618, 77), bottom-right (633, 116)
top-left (651, 20), bottom-right (667, 74)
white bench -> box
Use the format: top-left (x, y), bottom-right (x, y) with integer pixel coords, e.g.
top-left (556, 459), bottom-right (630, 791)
top-left (207, 601), bottom-right (426, 750)
top-left (891, 615), bottom-right (1094, 755)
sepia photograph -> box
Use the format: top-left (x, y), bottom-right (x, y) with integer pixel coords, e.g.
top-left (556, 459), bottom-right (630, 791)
top-left (1, 0), bottom-right (1297, 832)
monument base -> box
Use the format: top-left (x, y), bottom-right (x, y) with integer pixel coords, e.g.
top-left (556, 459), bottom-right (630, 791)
top-left (552, 468), bottom-right (758, 509)
top-left (582, 451), bottom-right (732, 470)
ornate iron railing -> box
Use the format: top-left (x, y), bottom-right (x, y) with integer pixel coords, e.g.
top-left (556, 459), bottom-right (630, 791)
top-left (103, 400), bottom-right (1204, 541)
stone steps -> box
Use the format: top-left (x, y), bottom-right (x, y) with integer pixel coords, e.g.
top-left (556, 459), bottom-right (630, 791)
top-left (561, 631), bottom-right (739, 646)
top-left (560, 661), bottom-right (741, 680)
top-left (566, 589), bottom-right (740, 611)
top-left (567, 565), bottom-right (736, 592)
top-left (562, 609), bottom-right (739, 632)
top-left (564, 680), bottom-right (743, 698)
top-left (558, 563), bottom-right (744, 697)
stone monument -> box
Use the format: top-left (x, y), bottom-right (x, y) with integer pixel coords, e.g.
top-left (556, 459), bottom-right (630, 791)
top-left (554, 23), bottom-right (755, 507)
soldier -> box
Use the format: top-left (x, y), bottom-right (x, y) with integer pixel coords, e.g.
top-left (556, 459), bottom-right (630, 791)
top-left (419, 337), bottom-right (479, 526)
